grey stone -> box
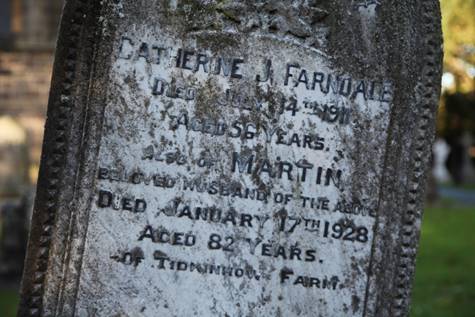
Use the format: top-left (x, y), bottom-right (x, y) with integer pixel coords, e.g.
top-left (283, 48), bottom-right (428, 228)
top-left (0, 199), bottom-right (29, 277)
top-left (19, 1), bottom-right (443, 316)
top-left (0, 117), bottom-right (31, 280)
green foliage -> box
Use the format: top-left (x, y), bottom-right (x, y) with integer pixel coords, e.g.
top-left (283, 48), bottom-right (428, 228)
top-left (441, 0), bottom-right (475, 92)
top-left (438, 1), bottom-right (475, 136)
top-left (442, 0), bottom-right (475, 59)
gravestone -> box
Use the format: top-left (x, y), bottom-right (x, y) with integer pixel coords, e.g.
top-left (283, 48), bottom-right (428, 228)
top-left (0, 116), bottom-right (30, 278)
top-left (460, 132), bottom-right (475, 184)
top-left (19, 1), bottom-right (443, 316)
top-left (0, 200), bottom-right (29, 278)
top-left (433, 138), bottom-right (451, 184)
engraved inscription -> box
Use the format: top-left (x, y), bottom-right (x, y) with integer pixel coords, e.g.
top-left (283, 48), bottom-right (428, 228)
top-left (74, 8), bottom-right (393, 317)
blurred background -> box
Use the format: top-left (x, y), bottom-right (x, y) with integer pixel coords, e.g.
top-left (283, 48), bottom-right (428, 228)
top-left (0, 1), bottom-right (474, 316)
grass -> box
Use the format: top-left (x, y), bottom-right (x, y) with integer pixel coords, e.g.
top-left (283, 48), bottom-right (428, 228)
top-left (0, 206), bottom-right (474, 316)
top-left (441, 182), bottom-right (475, 191)
top-left (410, 205), bottom-right (475, 317)
top-left (0, 290), bottom-right (19, 317)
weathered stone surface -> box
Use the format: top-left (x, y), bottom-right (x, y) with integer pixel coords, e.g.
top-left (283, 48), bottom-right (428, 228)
top-left (19, 1), bottom-right (443, 316)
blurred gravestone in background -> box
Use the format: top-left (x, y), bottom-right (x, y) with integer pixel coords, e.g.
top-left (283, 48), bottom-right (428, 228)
top-left (0, 202), bottom-right (29, 278)
top-left (442, 92), bottom-right (475, 185)
top-left (0, 116), bottom-right (30, 278)
top-left (433, 138), bottom-right (452, 184)
top-left (461, 132), bottom-right (475, 183)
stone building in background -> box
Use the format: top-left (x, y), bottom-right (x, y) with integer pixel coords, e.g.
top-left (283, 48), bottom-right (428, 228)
top-left (0, 0), bottom-right (63, 50)
top-left (0, 0), bottom-right (63, 182)
top-left (0, 0), bottom-right (63, 279)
